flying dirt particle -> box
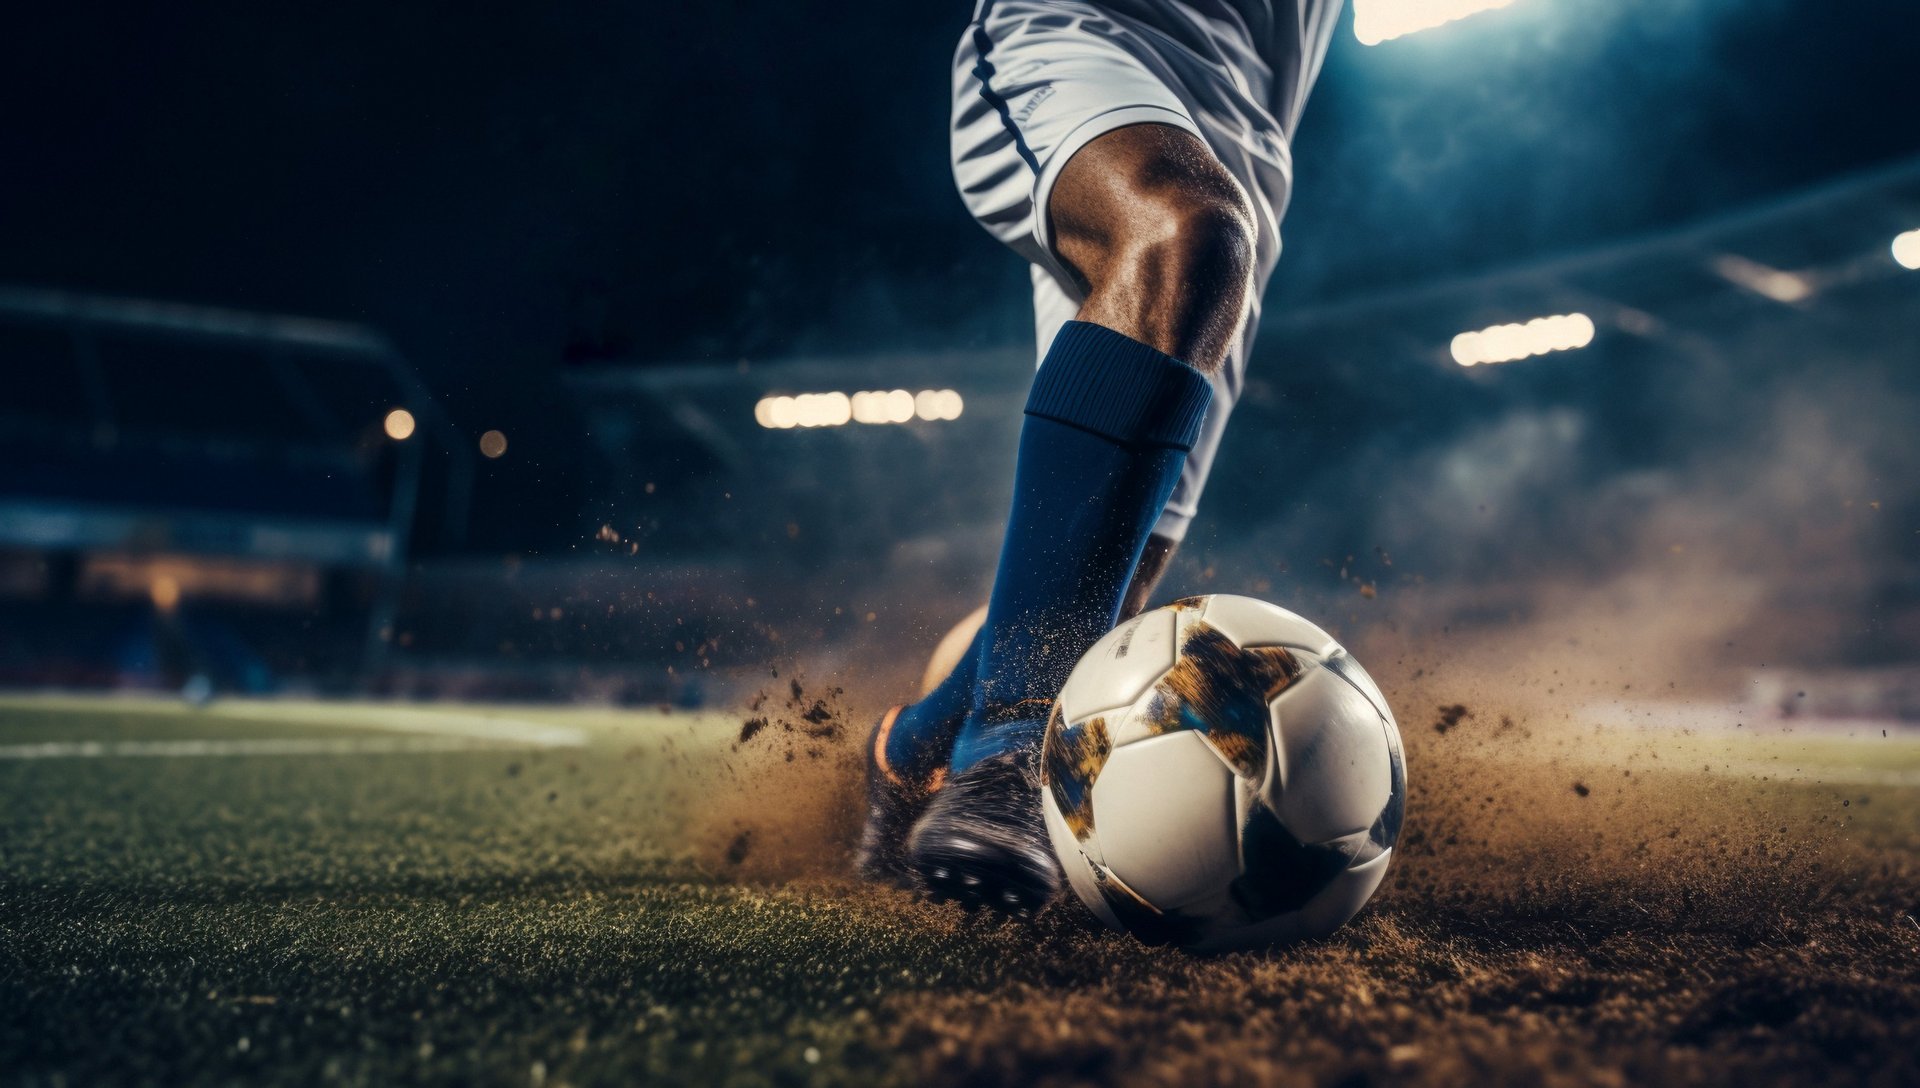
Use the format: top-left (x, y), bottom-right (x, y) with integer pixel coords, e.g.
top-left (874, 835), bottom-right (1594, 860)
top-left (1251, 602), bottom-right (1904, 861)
top-left (724, 830), bottom-right (752, 865)
top-left (790, 678), bottom-right (804, 702)
top-left (1433, 704), bottom-right (1472, 734)
top-left (1573, 783), bottom-right (1591, 797)
top-left (547, 791), bottom-right (558, 803)
top-left (1359, 582), bottom-right (1377, 599)
top-left (505, 762), bottom-right (522, 778)
top-left (739, 717), bottom-right (768, 744)
top-left (801, 701), bottom-right (832, 725)
top-left (748, 692), bottom-right (766, 712)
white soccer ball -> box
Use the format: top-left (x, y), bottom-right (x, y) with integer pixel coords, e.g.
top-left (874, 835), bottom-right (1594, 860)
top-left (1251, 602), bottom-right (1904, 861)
top-left (1040, 594), bottom-right (1406, 952)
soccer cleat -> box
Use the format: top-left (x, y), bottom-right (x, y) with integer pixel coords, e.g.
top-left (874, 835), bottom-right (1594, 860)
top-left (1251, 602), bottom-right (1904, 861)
top-left (853, 706), bottom-right (946, 886)
top-left (906, 747), bottom-right (1062, 918)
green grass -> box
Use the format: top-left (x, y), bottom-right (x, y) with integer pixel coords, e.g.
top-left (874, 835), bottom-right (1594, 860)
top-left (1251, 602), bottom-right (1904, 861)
top-left (3, 694), bottom-right (1918, 1087)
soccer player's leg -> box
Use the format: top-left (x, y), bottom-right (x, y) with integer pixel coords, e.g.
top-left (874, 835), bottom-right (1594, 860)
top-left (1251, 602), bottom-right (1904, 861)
top-left (908, 122), bottom-right (1258, 912)
top-left (1118, 355), bottom-right (1240, 616)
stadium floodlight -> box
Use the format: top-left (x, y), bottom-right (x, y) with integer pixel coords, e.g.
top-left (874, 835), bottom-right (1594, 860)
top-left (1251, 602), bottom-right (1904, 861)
top-left (755, 390), bottom-right (963, 429)
top-left (1711, 254), bottom-right (1813, 303)
top-left (1450, 312), bottom-right (1594, 367)
top-left (383, 407), bottom-right (416, 440)
top-left (1353, 0), bottom-right (1520, 45)
top-left (851, 389), bottom-right (916, 424)
top-left (798, 392), bottom-right (851, 428)
top-left (754, 396), bottom-right (792, 429)
top-left (1894, 229), bottom-right (1920, 271)
top-left (752, 392), bottom-right (848, 429)
top-left (478, 430), bottom-right (508, 459)
top-left (914, 389), bottom-right (964, 421)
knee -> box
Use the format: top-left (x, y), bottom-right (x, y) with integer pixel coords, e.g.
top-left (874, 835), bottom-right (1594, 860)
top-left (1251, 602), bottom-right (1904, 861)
top-left (1120, 188), bottom-right (1255, 302)
top-left (1049, 125), bottom-right (1260, 367)
top-left (1072, 164), bottom-right (1256, 331)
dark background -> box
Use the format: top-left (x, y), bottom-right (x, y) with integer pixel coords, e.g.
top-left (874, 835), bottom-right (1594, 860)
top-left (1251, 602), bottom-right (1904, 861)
top-left (5, 0), bottom-right (1917, 552)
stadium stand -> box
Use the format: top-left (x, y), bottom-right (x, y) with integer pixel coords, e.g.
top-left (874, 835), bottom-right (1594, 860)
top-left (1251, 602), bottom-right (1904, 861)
top-left (0, 287), bottom-right (470, 692)
top-left (5, 157), bottom-right (1913, 704)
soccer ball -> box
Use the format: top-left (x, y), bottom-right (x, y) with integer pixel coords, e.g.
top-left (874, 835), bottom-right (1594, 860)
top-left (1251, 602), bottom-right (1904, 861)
top-left (1040, 594), bottom-right (1406, 952)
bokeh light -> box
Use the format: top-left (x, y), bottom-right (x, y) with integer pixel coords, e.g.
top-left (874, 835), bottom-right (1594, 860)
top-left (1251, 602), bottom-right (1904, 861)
top-left (1712, 254), bottom-right (1813, 303)
top-left (915, 389), bottom-right (964, 421)
top-left (383, 408), bottom-right (416, 440)
top-left (755, 389), bottom-right (962, 429)
top-left (479, 430), bottom-right (508, 458)
top-left (149, 574), bottom-right (181, 613)
top-left (1451, 312), bottom-right (1595, 367)
top-left (1893, 229), bottom-right (1920, 271)
top-left (851, 389), bottom-right (915, 424)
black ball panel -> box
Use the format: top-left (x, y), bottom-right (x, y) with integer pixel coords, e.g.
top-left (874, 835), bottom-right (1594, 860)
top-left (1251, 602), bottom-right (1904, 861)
top-left (1228, 802), bottom-right (1354, 919)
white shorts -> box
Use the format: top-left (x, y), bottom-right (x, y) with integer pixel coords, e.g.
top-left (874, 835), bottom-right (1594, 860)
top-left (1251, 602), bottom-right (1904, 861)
top-left (950, 0), bottom-right (1339, 541)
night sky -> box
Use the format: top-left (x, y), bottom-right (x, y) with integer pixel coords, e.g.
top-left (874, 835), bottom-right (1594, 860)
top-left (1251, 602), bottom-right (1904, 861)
top-left (2, 1), bottom-right (1916, 542)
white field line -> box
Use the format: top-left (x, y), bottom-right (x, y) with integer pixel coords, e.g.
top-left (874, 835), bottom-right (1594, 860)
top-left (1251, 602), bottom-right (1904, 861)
top-left (0, 695), bottom-right (586, 759)
top-left (207, 702), bottom-right (588, 748)
top-left (0, 736), bottom-right (520, 760)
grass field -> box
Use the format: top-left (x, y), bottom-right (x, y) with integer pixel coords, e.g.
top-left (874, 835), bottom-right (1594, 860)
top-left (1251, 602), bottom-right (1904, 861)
top-left (3, 687), bottom-right (1918, 1087)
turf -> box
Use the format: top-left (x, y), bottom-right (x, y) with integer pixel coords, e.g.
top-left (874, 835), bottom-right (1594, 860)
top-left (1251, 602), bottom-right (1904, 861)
top-left (2, 690), bottom-right (1917, 1087)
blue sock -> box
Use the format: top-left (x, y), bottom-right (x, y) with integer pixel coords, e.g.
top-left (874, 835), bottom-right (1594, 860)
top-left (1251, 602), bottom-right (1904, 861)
top-left (948, 321), bottom-right (1212, 771)
top-left (879, 629), bottom-right (980, 782)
